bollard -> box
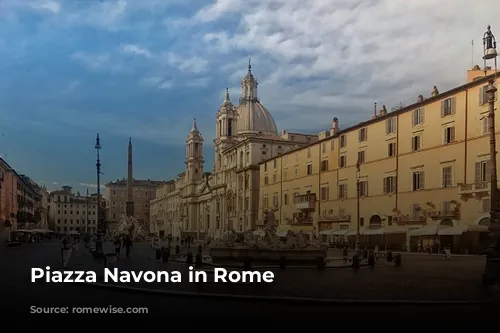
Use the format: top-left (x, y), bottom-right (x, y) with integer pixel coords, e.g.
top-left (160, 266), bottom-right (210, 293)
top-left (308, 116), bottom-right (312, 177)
top-left (394, 253), bottom-right (402, 267)
top-left (155, 249), bottom-right (162, 260)
top-left (316, 256), bottom-right (325, 270)
top-left (198, 245), bottom-right (203, 254)
top-left (243, 257), bottom-right (252, 270)
top-left (386, 250), bottom-right (393, 262)
top-left (175, 245), bottom-right (180, 254)
top-left (186, 252), bottom-right (193, 265)
top-left (195, 253), bottom-right (203, 268)
top-left (279, 256), bottom-right (287, 269)
top-left (351, 254), bottom-right (360, 269)
top-left (368, 251), bottom-right (375, 267)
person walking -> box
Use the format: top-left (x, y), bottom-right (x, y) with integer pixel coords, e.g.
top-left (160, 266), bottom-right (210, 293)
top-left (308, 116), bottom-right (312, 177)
top-left (123, 235), bottom-right (133, 259)
top-left (114, 238), bottom-right (122, 259)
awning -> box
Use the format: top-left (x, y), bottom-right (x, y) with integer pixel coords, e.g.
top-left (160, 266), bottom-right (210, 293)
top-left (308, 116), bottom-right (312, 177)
top-left (466, 224), bottom-right (490, 232)
top-left (408, 226), bottom-right (439, 237)
top-left (319, 229), bottom-right (341, 235)
top-left (346, 229), bottom-right (358, 236)
top-left (438, 226), bottom-right (465, 236)
top-left (363, 226), bottom-right (407, 236)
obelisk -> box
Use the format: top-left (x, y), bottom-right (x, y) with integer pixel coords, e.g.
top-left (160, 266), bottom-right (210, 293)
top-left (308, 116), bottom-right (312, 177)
top-left (125, 137), bottom-right (135, 217)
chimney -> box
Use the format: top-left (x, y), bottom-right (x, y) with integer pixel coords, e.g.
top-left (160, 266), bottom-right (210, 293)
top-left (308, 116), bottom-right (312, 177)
top-left (330, 117), bottom-right (339, 136)
top-left (379, 105), bottom-right (387, 116)
top-left (372, 102), bottom-right (378, 119)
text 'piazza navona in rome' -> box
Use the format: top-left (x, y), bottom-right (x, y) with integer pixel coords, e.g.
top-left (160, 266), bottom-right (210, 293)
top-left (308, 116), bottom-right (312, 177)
top-left (149, 55), bottom-right (498, 252)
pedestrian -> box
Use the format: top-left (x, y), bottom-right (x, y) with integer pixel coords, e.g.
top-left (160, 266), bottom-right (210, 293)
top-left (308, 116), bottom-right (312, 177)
top-left (114, 238), bottom-right (121, 258)
top-left (124, 235), bottom-right (133, 258)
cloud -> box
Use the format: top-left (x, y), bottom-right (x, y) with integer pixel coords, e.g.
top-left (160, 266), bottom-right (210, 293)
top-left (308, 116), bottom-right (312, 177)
top-left (70, 51), bottom-right (131, 74)
top-left (121, 44), bottom-right (152, 58)
top-left (52, 181), bottom-right (59, 185)
top-left (160, 53), bottom-right (208, 74)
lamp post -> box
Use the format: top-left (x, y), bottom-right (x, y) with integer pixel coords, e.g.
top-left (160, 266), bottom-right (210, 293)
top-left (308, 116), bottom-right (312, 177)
top-left (482, 25), bottom-right (500, 287)
top-left (355, 159), bottom-right (361, 253)
top-left (94, 133), bottom-right (104, 257)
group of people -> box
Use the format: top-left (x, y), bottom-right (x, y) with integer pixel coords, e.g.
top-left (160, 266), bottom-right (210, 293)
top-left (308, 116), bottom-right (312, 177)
top-left (113, 235), bottom-right (133, 259)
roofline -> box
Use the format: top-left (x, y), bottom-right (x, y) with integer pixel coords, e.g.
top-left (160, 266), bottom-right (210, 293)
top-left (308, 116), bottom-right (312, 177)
top-left (258, 72), bottom-right (497, 166)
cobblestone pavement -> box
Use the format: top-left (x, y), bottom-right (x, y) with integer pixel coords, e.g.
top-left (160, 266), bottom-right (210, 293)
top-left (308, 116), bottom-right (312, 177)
top-left (66, 241), bottom-right (494, 302)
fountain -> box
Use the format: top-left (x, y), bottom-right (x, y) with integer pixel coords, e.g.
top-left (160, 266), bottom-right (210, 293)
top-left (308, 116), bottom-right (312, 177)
top-left (110, 214), bottom-right (147, 240)
top-left (209, 209), bottom-right (327, 264)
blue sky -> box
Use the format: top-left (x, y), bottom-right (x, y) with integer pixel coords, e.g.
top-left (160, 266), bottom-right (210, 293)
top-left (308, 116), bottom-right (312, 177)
top-left (0, 0), bottom-right (498, 193)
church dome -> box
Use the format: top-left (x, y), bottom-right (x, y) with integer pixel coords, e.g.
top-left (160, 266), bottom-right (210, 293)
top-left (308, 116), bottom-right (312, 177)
top-left (235, 60), bottom-right (278, 136)
top-left (236, 100), bottom-right (278, 135)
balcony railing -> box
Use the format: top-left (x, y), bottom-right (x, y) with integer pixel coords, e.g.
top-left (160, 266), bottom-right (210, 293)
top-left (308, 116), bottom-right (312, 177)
top-left (318, 215), bottom-right (351, 222)
top-left (294, 194), bottom-right (316, 210)
top-left (291, 216), bottom-right (313, 225)
top-left (458, 182), bottom-right (490, 195)
top-left (428, 210), bottom-right (459, 219)
top-left (394, 214), bottom-right (426, 225)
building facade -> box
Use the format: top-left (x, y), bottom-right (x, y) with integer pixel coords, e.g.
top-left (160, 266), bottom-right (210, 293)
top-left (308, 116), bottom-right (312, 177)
top-left (0, 158), bottom-right (43, 235)
top-left (105, 178), bottom-right (163, 227)
top-left (150, 62), bottom-right (317, 239)
top-left (258, 67), bottom-right (498, 243)
top-left (49, 186), bottom-right (105, 234)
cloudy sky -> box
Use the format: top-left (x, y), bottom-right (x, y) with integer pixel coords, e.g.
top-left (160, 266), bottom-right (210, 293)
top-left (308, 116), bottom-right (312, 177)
top-left (0, 0), bottom-right (498, 193)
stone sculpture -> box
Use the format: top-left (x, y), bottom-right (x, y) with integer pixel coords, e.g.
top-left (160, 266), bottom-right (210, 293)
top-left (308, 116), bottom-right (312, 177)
top-left (110, 214), bottom-right (146, 239)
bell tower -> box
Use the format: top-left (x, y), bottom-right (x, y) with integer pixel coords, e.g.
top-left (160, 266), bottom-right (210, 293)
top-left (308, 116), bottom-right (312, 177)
top-left (214, 87), bottom-right (237, 173)
top-left (186, 118), bottom-right (204, 182)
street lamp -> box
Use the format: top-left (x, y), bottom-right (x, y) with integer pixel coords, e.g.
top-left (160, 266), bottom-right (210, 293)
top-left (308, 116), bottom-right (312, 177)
top-left (355, 159), bottom-right (361, 253)
top-left (94, 133), bottom-right (104, 257)
top-left (482, 25), bottom-right (500, 286)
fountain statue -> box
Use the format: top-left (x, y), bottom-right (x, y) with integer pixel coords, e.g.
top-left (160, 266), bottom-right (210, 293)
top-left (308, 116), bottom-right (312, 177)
top-left (209, 208), bottom-right (327, 263)
top-left (110, 214), bottom-right (146, 239)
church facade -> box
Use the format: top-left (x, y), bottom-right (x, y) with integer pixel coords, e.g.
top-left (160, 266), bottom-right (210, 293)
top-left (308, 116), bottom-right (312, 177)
top-left (150, 63), bottom-right (318, 239)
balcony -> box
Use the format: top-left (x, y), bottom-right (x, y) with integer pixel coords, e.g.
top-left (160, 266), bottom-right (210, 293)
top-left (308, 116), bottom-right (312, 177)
top-left (394, 214), bottom-right (426, 225)
top-left (428, 209), bottom-right (459, 219)
top-left (458, 182), bottom-right (490, 198)
top-left (290, 214), bottom-right (313, 225)
top-left (294, 193), bottom-right (316, 210)
top-left (318, 215), bottom-right (351, 222)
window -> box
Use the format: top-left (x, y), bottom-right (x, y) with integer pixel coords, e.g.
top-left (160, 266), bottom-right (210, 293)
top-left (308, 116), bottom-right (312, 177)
top-left (358, 128), bottom-right (367, 142)
top-left (388, 142), bottom-right (396, 157)
top-left (475, 160), bottom-right (491, 183)
top-left (479, 83), bottom-right (498, 105)
top-left (272, 174), bottom-right (277, 183)
top-left (273, 194), bottom-right (278, 207)
top-left (338, 184), bottom-right (347, 199)
top-left (412, 108), bottom-right (424, 126)
top-left (331, 139), bottom-right (335, 151)
top-left (307, 148), bottom-right (311, 158)
top-left (411, 134), bottom-right (421, 151)
top-left (322, 143), bottom-right (326, 153)
top-left (359, 181), bottom-right (368, 197)
top-left (386, 118), bottom-right (396, 134)
top-left (340, 135), bottom-right (346, 148)
top-left (339, 155), bottom-right (346, 168)
top-left (441, 97), bottom-right (455, 117)
top-left (264, 163), bottom-right (267, 171)
top-left (294, 167), bottom-right (298, 177)
top-left (383, 176), bottom-right (397, 194)
top-left (284, 169), bottom-right (288, 180)
top-left (411, 204), bottom-right (421, 220)
top-left (442, 166), bottom-right (453, 187)
top-left (263, 196), bottom-right (268, 208)
top-left (273, 159), bottom-right (277, 168)
top-left (442, 201), bottom-right (452, 214)
top-left (284, 193), bottom-right (289, 205)
top-left (482, 116), bottom-right (492, 135)
top-left (443, 126), bottom-right (455, 144)
top-left (264, 176), bottom-right (268, 185)
top-left (320, 160), bottom-right (329, 172)
top-left (228, 119), bottom-right (232, 136)
top-left (357, 151), bottom-right (365, 164)
top-left (412, 171), bottom-right (425, 191)
top-left (306, 164), bottom-right (312, 175)
top-left (320, 187), bottom-right (329, 201)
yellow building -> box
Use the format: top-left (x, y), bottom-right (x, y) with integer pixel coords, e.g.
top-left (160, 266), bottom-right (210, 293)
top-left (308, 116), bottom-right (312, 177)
top-left (259, 67), bottom-right (498, 250)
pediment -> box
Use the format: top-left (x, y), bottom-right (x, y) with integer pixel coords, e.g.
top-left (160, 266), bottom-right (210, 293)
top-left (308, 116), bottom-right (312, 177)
top-left (199, 184), bottom-right (210, 195)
